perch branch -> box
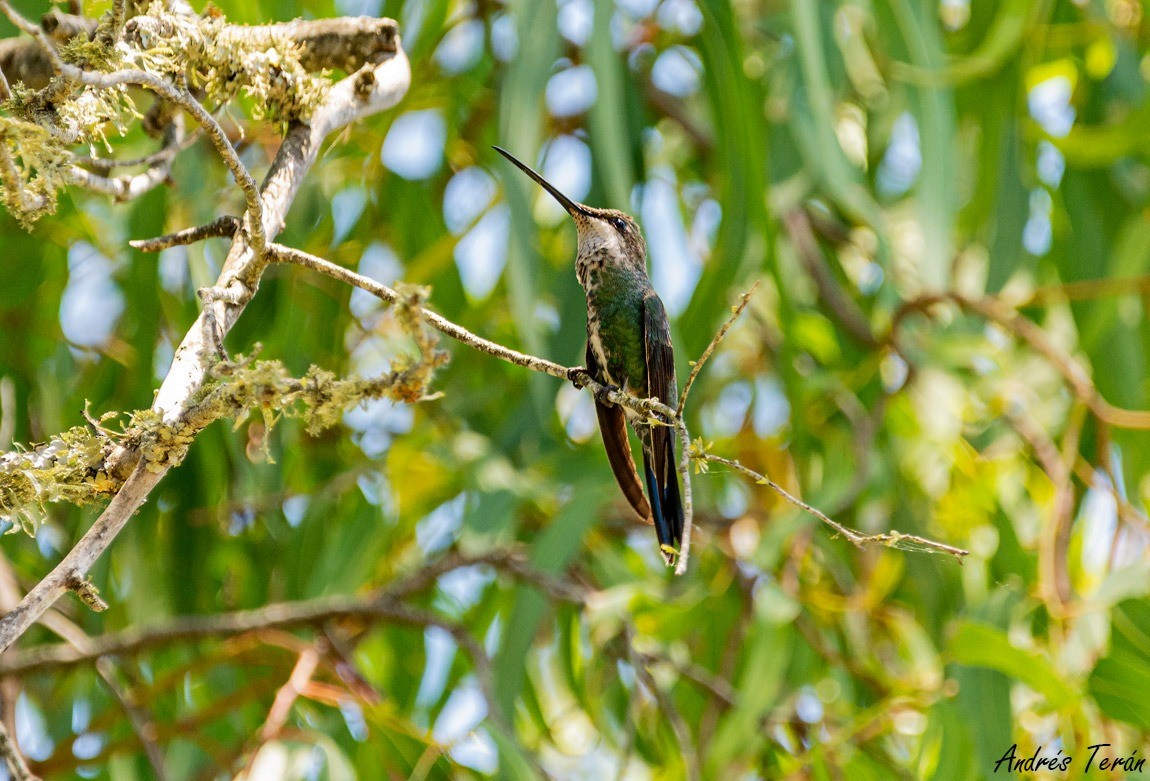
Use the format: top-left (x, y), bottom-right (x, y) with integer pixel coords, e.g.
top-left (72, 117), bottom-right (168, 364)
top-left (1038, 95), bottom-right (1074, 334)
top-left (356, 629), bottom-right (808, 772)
top-left (265, 242), bottom-right (681, 420)
top-left (265, 241), bottom-right (698, 572)
top-left (697, 453), bottom-right (969, 560)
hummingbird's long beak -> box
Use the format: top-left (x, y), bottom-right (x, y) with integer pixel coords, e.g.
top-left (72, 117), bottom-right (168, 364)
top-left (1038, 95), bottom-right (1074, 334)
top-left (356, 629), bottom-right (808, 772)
top-left (494, 146), bottom-right (589, 217)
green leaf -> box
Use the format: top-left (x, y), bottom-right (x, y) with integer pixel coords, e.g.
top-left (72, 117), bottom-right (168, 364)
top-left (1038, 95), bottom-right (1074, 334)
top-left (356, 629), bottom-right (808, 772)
top-left (948, 621), bottom-right (1076, 709)
top-left (587, 0), bottom-right (634, 210)
top-left (1088, 597), bottom-right (1150, 729)
top-left (706, 623), bottom-right (792, 774)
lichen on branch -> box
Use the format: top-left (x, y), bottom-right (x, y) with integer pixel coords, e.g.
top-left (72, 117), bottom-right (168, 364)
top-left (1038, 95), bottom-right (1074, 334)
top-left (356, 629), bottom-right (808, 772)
top-left (0, 285), bottom-right (448, 531)
top-left (0, 2), bottom-right (352, 224)
top-left (121, 3), bottom-right (332, 121)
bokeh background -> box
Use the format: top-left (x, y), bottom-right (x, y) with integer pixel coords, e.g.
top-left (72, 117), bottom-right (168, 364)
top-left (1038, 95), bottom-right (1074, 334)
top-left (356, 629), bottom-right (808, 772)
top-left (3, 0), bottom-right (1150, 778)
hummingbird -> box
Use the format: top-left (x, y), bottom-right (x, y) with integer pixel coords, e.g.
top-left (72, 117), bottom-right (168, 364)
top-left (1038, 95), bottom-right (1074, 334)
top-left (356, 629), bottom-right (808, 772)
top-left (494, 146), bottom-right (684, 561)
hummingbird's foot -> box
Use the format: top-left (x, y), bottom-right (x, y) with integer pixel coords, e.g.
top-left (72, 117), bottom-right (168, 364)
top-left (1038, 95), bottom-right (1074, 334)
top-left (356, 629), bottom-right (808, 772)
top-left (594, 382), bottom-right (621, 406)
top-left (567, 366), bottom-right (591, 388)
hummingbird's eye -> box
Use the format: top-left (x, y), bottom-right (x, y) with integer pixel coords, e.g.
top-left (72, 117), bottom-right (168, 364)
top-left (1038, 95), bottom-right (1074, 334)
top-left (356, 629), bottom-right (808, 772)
top-left (610, 217), bottom-right (628, 233)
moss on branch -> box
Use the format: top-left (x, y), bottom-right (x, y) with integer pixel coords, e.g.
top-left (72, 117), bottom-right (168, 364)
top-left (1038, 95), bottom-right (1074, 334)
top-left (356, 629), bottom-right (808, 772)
top-left (0, 4), bottom-right (394, 224)
top-left (0, 288), bottom-right (447, 530)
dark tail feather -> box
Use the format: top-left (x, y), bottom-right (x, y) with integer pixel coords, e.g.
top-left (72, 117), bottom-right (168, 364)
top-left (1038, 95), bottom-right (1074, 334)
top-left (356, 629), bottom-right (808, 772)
top-left (663, 447), bottom-right (684, 543)
top-left (643, 453), bottom-right (674, 550)
top-left (644, 438), bottom-right (684, 551)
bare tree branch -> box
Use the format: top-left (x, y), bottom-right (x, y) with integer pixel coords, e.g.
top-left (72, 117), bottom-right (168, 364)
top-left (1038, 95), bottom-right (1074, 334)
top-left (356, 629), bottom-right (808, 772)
top-left (892, 291), bottom-right (1150, 431)
top-left (266, 240), bottom-right (702, 573)
top-left (678, 282), bottom-right (759, 415)
top-left (264, 243), bottom-right (680, 419)
top-left (0, 719), bottom-right (37, 781)
top-left (0, 21), bottom-right (412, 653)
top-left (0, 551), bottom-right (579, 676)
top-left (696, 453), bottom-right (970, 560)
top-left (130, 215), bottom-right (240, 252)
top-left (784, 208), bottom-right (880, 349)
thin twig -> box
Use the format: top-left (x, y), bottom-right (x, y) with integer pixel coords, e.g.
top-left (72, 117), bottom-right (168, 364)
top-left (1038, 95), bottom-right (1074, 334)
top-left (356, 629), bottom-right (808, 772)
top-left (239, 646), bottom-right (319, 777)
top-left (633, 648), bottom-right (736, 707)
top-left (73, 127), bottom-right (202, 174)
top-left (0, 552), bottom-right (581, 675)
top-left (784, 209), bottom-right (879, 349)
top-left (677, 282), bottom-right (759, 416)
top-left (0, 719), bottom-right (37, 781)
top-left (673, 422), bottom-right (694, 575)
top-left (266, 243), bottom-right (679, 416)
top-left (698, 453), bottom-right (969, 560)
top-left (130, 216), bottom-right (240, 252)
top-left (0, 0), bottom-right (51, 42)
top-left (385, 549), bottom-right (586, 603)
top-left (107, 0), bottom-right (127, 43)
top-left (67, 159), bottom-right (171, 202)
top-left (0, 0), bottom-right (266, 250)
top-left (623, 629), bottom-right (700, 781)
top-left (892, 292), bottom-right (1150, 431)
top-left (93, 658), bottom-right (169, 780)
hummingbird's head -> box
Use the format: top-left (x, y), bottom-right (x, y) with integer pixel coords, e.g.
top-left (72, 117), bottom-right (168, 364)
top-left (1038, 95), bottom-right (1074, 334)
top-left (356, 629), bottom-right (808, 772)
top-left (494, 146), bottom-right (647, 268)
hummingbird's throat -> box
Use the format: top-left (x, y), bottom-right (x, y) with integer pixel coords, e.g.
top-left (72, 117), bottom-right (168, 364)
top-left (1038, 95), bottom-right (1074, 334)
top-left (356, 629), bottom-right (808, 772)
top-left (574, 218), bottom-right (629, 289)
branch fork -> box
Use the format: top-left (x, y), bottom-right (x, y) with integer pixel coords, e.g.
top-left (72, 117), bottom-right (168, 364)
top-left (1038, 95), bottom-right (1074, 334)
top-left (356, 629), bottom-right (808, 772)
top-left (0, 2), bottom-right (412, 654)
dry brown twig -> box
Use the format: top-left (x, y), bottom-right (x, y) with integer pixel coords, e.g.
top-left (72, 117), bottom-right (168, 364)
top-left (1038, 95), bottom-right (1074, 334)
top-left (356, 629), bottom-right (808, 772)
top-left (892, 291), bottom-right (1150, 431)
top-left (0, 550), bottom-right (582, 676)
top-left (622, 627), bottom-right (700, 781)
top-left (677, 280), bottom-right (760, 416)
top-left (0, 719), bottom-right (36, 781)
top-left (697, 454), bottom-right (970, 560)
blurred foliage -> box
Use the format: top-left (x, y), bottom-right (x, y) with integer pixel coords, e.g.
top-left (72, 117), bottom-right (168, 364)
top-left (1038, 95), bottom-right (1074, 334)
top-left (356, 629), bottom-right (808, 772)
top-left (3, 0), bottom-right (1150, 778)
